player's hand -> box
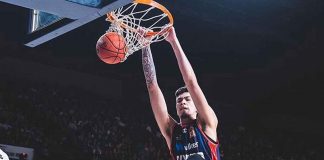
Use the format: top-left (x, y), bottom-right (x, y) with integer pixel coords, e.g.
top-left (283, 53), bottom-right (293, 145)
top-left (165, 27), bottom-right (177, 43)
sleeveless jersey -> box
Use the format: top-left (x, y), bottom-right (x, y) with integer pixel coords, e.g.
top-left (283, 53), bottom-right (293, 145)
top-left (170, 120), bottom-right (221, 160)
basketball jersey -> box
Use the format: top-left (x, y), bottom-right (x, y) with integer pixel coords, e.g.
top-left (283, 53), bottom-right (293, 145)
top-left (170, 120), bottom-right (221, 160)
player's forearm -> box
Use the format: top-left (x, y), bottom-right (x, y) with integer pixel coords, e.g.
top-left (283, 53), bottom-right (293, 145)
top-left (169, 39), bottom-right (197, 85)
top-left (142, 46), bottom-right (158, 88)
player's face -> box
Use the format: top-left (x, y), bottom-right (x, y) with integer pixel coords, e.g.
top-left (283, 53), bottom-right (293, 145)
top-left (176, 92), bottom-right (197, 118)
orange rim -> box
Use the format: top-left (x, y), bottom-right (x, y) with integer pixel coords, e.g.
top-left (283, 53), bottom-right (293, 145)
top-left (106, 0), bottom-right (173, 37)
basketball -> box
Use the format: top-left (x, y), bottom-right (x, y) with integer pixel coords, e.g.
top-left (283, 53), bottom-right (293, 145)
top-left (96, 32), bottom-right (127, 64)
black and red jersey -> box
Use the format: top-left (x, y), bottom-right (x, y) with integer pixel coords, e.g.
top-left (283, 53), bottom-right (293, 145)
top-left (170, 120), bottom-right (221, 160)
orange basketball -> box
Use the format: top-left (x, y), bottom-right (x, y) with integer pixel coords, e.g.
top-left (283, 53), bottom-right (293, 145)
top-left (96, 32), bottom-right (127, 64)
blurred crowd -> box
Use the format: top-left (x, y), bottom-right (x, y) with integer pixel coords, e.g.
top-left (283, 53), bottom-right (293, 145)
top-left (0, 75), bottom-right (170, 160)
top-left (0, 75), bottom-right (323, 160)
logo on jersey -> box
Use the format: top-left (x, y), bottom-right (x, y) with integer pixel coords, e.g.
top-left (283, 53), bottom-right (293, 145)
top-left (182, 128), bottom-right (187, 133)
top-left (176, 152), bottom-right (205, 160)
top-left (184, 142), bottom-right (198, 151)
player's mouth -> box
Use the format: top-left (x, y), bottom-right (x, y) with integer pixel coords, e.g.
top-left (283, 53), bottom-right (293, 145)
top-left (179, 106), bottom-right (188, 111)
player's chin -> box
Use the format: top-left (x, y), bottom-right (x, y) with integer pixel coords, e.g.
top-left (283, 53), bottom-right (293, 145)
top-left (180, 112), bottom-right (191, 119)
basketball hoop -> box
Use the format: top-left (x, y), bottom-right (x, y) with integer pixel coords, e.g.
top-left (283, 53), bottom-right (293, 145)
top-left (105, 0), bottom-right (173, 61)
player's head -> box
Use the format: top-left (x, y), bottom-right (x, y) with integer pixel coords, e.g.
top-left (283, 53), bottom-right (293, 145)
top-left (175, 86), bottom-right (197, 119)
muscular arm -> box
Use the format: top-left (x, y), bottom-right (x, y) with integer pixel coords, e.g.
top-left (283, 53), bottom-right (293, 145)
top-left (166, 28), bottom-right (218, 141)
top-left (142, 46), bottom-right (176, 147)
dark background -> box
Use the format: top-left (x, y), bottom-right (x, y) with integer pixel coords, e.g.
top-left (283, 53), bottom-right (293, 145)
top-left (1, 0), bottom-right (324, 159)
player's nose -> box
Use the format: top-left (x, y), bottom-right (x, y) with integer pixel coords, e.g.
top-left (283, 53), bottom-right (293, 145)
top-left (180, 100), bottom-right (187, 105)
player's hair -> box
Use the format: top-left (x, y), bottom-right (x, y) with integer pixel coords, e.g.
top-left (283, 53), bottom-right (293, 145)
top-left (175, 86), bottom-right (188, 97)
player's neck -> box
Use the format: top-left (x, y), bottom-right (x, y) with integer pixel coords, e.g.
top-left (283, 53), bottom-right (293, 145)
top-left (180, 115), bottom-right (196, 126)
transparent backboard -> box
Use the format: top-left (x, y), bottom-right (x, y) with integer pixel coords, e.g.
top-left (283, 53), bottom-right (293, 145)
top-left (30, 0), bottom-right (104, 33)
top-left (0, 0), bottom-right (132, 47)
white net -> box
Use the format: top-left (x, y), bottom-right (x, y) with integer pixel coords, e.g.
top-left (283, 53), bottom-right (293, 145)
top-left (106, 2), bottom-right (172, 61)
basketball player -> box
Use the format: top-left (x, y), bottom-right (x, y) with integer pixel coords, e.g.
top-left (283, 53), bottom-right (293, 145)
top-left (141, 27), bottom-right (221, 160)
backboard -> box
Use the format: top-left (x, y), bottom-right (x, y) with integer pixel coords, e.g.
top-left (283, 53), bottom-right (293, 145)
top-left (0, 0), bottom-right (132, 47)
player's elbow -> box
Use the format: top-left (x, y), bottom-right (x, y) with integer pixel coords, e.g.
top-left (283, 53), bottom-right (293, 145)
top-left (185, 78), bottom-right (198, 88)
top-left (146, 83), bottom-right (160, 92)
